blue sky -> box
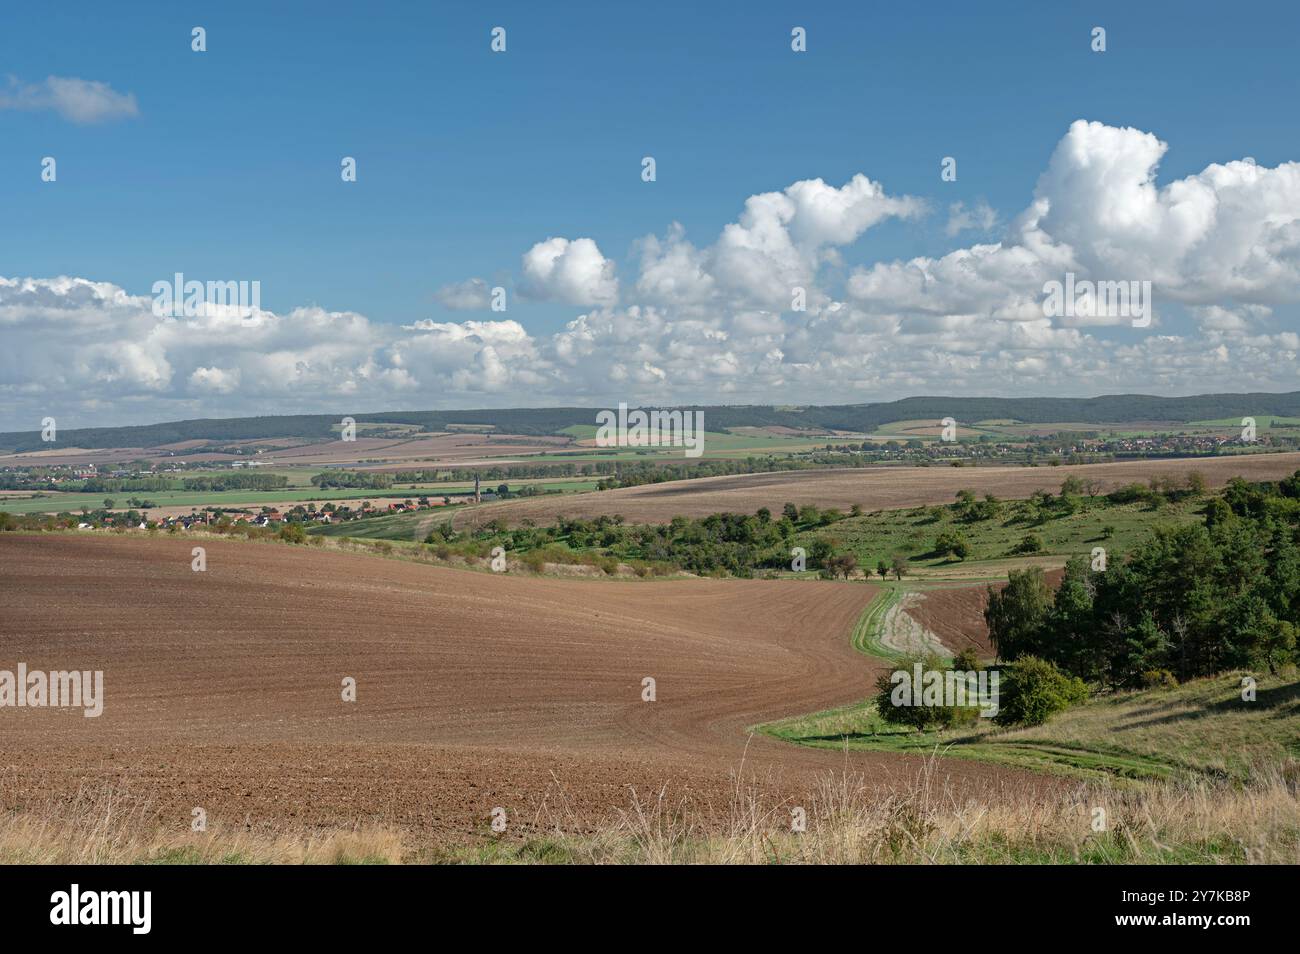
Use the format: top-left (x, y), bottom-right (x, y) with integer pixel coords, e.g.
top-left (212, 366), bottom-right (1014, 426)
top-left (1, 1), bottom-right (1298, 428)
top-left (4, 1), bottom-right (1295, 327)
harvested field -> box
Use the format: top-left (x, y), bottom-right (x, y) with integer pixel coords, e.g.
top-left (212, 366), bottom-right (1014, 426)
top-left (0, 535), bottom-right (1047, 842)
top-left (449, 453), bottom-right (1300, 528)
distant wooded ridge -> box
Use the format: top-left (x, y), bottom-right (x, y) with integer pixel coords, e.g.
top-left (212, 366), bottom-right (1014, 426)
top-left (3, 392), bottom-right (1298, 453)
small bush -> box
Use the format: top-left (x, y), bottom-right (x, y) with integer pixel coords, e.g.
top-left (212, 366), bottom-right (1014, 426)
top-left (1107, 483), bottom-right (1150, 505)
top-left (1012, 534), bottom-right (1043, 555)
top-left (874, 652), bottom-right (983, 731)
top-left (278, 523), bottom-right (307, 544)
top-left (994, 656), bottom-right (1088, 727)
top-left (1140, 669), bottom-right (1179, 690)
top-left (934, 531), bottom-right (969, 560)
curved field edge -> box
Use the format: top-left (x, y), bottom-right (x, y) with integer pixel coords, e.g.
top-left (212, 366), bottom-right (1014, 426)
top-left (850, 586), bottom-right (911, 662)
top-left (757, 590), bottom-right (1300, 783)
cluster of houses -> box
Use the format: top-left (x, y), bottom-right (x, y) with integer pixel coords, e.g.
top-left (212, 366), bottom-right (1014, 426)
top-left (76, 508), bottom-right (302, 531)
top-left (1097, 434), bottom-right (1267, 455)
top-left (75, 496), bottom-right (472, 532)
top-left (78, 511), bottom-right (220, 531)
top-left (2, 462), bottom-right (189, 488)
top-left (850, 431), bottom-right (1271, 464)
top-left (248, 511), bottom-right (293, 527)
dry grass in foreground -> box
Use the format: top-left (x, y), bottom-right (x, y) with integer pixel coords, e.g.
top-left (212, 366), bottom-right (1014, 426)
top-left (3, 759), bottom-right (1296, 865)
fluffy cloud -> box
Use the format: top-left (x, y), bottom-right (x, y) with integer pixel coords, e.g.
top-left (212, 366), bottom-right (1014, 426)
top-left (3, 121), bottom-right (1298, 429)
top-left (0, 75), bottom-right (139, 124)
top-left (639, 174), bottom-right (924, 310)
top-left (849, 120), bottom-right (1300, 332)
top-left (519, 237), bottom-right (618, 306)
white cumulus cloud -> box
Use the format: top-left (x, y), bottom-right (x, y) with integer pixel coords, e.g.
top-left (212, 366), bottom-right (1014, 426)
top-left (519, 237), bottom-right (619, 306)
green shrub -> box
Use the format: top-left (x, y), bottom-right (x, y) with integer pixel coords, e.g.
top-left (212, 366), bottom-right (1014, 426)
top-left (278, 523), bottom-right (307, 544)
top-left (934, 531), bottom-right (969, 560)
top-left (874, 652), bottom-right (984, 731)
top-left (807, 537), bottom-right (834, 567)
top-left (994, 656), bottom-right (1088, 726)
top-left (1140, 669), bottom-right (1178, 690)
top-left (1107, 483), bottom-right (1150, 504)
top-left (1012, 533), bottom-right (1043, 555)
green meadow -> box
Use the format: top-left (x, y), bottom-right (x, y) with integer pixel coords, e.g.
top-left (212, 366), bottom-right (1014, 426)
top-left (758, 671), bottom-right (1300, 783)
top-left (797, 494), bottom-right (1204, 574)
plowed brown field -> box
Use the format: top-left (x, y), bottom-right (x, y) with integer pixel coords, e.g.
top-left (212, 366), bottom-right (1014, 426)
top-left (905, 570), bottom-right (1067, 659)
top-left (0, 535), bottom-right (1050, 839)
top-left (456, 452), bottom-right (1300, 528)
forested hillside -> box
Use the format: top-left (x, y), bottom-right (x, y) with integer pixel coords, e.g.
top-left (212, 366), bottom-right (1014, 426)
top-left (4, 391), bottom-right (1298, 453)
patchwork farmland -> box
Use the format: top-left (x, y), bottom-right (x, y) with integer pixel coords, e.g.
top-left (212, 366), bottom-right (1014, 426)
top-left (424, 452), bottom-right (1300, 528)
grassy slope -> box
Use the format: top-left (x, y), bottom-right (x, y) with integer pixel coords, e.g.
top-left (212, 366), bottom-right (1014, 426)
top-left (798, 495), bottom-right (1203, 574)
top-left (309, 478), bottom-right (1207, 560)
top-left (764, 492), bottom-right (1300, 783)
top-left (760, 658), bottom-right (1300, 783)
top-left (309, 511), bottom-right (454, 540)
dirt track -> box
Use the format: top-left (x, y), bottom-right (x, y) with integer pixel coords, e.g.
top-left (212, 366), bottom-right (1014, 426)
top-left (457, 453), bottom-right (1300, 527)
top-left (0, 535), bottom-right (1050, 838)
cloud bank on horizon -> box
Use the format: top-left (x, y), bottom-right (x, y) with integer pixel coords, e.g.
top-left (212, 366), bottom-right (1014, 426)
top-left (2, 120), bottom-right (1298, 430)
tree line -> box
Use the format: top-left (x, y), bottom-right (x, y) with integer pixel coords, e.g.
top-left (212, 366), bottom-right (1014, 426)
top-left (986, 473), bottom-right (1300, 688)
